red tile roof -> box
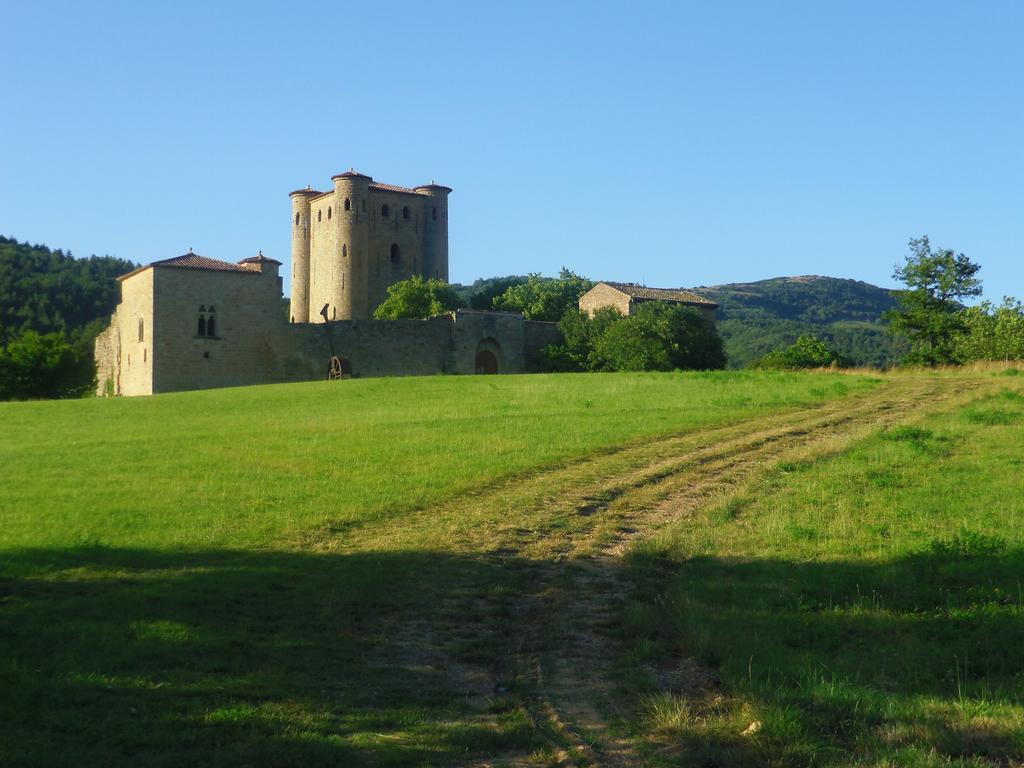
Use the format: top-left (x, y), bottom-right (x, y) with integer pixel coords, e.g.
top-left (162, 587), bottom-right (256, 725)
top-left (369, 181), bottom-right (423, 196)
top-left (152, 253), bottom-right (254, 273)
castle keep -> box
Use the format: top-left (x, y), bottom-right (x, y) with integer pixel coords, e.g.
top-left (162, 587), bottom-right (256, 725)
top-left (290, 170), bottom-right (451, 322)
top-left (95, 169), bottom-right (560, 396)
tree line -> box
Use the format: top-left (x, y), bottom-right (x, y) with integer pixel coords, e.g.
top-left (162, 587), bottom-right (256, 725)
top-left (3, 232), bottom-right (1021, 400)
top-left (0, 236), bottom-right (135, 399)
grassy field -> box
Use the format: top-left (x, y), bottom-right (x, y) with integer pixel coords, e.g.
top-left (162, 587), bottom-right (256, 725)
top-left (0, 371), bottom-right (871, 550)
top-left (627, 374), bottom-right (1024, 766)
top-left (1, 368), bottom-right (1021, 767)
top-left (0, 371), bottom-right (872, 767)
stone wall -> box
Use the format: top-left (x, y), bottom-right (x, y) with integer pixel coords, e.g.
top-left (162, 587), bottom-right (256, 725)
top-left (294, 173), bottom-right (450, 322)
top-left (97, 267), bottom-right (564, 396)
top-left (579, 283), bottom-right (631, 317)
top-left (94, 269), bottom-right (154, 396)
top-left (150, 267), bottom-right (285, 394)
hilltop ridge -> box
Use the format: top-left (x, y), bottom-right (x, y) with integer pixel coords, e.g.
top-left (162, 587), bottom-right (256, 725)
top-left (687, 275), bottom-right (904, 367)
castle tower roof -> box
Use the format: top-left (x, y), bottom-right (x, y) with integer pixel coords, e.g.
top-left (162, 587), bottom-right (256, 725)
top-left (331, 169), bottom-right (372, 181)
top-left (239, 251), bottom-right (282, 266)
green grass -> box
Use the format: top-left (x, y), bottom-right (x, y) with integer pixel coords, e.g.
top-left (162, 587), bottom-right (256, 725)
top-left (0, 371), bottom-right (874, 550)
top-left (0, 370), bottom-right (874, 767)
top-left (627, 385), bottom-right (1024, 767)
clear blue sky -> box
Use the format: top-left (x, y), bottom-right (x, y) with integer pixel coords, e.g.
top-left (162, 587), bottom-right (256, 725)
top-left (3, 1), bottom-right (1022, 301)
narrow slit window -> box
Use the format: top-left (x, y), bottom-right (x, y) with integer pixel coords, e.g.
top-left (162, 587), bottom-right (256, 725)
top-left (402, 206), bottom-right (410, 219)
top-left (318, 209), bottom-right (322, 222)
top-left (137, 318), bottom-right (144, 342)
top-left (328, 206), bottom-right (332, 219)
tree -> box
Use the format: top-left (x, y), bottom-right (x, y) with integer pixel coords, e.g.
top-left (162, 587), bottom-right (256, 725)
top-left (492, 269), bottom-right (594, 321)
top-left (466, 276), bottom-right (528, 310)
top-left (372, 276), bottom-right (465, 320)
top-left (0, 235), bottom-right (135, 345)
top-left (543, 302), bottom-right (726, 372)
top-left (751, 335), bottom-right (850, 369)
top-left (0, 330), bottom-right (95, 400)
top-left (543, 306), bottom-right (622, 371)
top-left (885, 236), bottom-right (983, 365)
top-left (953, 298), bottom-right (1024, 362)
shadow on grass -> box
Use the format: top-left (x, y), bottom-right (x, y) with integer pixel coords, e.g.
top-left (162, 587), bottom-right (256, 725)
top-left (628, 547), bottom-right (1024, 766)
top-left (0, 546), bottom-right (542, 768)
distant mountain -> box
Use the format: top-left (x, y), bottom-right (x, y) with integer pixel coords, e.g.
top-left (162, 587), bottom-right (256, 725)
top-left (688, 276), bottom-right (906, 368)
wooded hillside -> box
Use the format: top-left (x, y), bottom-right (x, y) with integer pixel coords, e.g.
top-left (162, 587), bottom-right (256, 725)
top-left (689, 275), bottom-right (905, 368)
top-left (0, 235), bottom-right (135, 345)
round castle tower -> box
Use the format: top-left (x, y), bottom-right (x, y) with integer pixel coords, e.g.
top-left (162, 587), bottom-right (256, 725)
top-left (330, 170), bottom-right (371, 320)
top-left (290, 169), bottom-right (451, 322)
top-left (288, 188), bottom-right (318, 323)
top-left (414, 183), bottom-right (452, 283)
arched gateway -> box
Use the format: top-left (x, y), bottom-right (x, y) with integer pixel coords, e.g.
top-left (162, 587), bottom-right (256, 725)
top-left (475, 338), bottom-right (501, 374)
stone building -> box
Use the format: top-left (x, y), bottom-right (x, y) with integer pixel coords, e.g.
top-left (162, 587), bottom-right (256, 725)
top-left (289, 170), bottom-right (451, 323)
top-left (95, 169), bottom-right (560, 396)
top-left (95, 250), bottom-right (559, 396)
top-left (578, 281), bottom-right (718, 318)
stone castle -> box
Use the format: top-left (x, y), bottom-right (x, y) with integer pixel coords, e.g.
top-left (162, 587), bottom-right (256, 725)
top-left (289, 170), bottom-right (451, 323)
top-left (95, 170), bottom-right (560, 396)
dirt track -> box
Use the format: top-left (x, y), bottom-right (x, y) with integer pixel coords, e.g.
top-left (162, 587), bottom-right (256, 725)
top-left (345, 375), bottom-right (992, 767)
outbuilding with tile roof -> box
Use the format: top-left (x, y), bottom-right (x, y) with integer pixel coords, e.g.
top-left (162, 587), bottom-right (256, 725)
top-left (579, 281), bottom-right (718, 319)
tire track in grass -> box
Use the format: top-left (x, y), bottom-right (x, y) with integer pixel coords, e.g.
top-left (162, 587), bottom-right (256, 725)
top-left (307, 376), bottom-right (988, 766)
top-left (481, 376), bottom-right (988, 767)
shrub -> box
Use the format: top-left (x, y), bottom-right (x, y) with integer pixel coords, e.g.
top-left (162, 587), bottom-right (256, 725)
top-left (543, 302), bottom-right (726, 372)
top-left (751, 335), bottom-right (849, 369)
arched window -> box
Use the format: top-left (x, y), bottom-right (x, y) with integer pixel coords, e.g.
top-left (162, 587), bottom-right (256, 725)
top-left (390, 243), bottom-right (401, 264)
top-left (197, 316), bottom-right (206, 336)
top-left (327, 206), bottom-right (332, 219)
top-left (344, 198), bottom-right (351, 211)
top-left (432, 207), bottom-right (437, 221)
top-left (381, 204), bottom-right (390, 218)
top-left (402, 206), bottom-right (410, 219)
top-left (207, 316), bottom-right (216, 337)
top-left (317, 209), bottom-right (322, 222)
top-left (342, 244), bottom-right (347, 257)
top-left (137, 317), bottom-right (144, 342)
top-left (294, 212), bottom-right (300, 225)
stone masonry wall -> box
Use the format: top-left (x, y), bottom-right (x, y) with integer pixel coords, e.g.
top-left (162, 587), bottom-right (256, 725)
top-left (150, 267), bottom-right (285, 394)
top-left (98, 267), bottom-right (563, 395)
top-left (94, 269), bottom-right (154, 396)
top-left (579, 283), bottom-right (632, 317)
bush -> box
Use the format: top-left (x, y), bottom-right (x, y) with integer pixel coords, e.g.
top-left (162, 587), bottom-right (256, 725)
top-left (0, 330), bottom-right (95, 400)
top-left (751, 335), bottom-right (849, 369)
top-left (543, 302), bottom-right (726, 372)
